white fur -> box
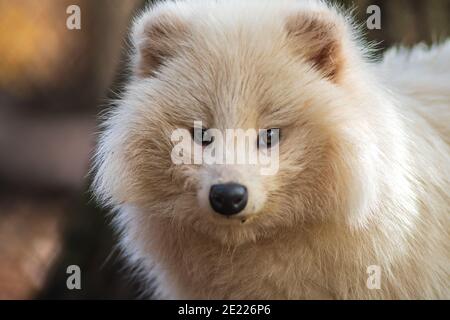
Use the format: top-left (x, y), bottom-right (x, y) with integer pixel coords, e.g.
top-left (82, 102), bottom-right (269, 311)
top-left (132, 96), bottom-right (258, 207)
top-left (93, 0), bottom-right (450, 299)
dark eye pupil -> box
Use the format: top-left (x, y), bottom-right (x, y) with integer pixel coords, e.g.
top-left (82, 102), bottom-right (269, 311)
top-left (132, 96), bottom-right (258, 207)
top-left (266, 129), bottom-right (273, 146)
top-left (258, 128), bottom-right (279, 149)
top-left (192, 128), bottom-right (214, 146)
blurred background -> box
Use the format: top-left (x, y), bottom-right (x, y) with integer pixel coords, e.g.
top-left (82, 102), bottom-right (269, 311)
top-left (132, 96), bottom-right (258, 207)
top-left (0, 0), bottom-right (448, 299)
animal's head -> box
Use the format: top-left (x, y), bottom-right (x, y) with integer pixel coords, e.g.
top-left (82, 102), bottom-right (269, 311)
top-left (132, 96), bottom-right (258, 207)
top-left (93, 0), bottom-right (384, 245)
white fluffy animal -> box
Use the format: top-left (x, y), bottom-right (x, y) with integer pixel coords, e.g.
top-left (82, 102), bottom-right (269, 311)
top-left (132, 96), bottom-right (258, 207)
top-left (93, 0), bottom-right (450, 299)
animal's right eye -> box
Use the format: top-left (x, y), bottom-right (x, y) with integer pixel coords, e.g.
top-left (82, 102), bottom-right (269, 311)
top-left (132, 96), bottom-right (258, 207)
top-left (192, 127), bottom-right (214, 146)
top-left (257, 128), bottom-right (280, 149)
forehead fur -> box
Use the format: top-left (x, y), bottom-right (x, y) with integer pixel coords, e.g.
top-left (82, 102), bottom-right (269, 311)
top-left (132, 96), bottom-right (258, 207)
top-left (130, 0), bottom-right (360, 129)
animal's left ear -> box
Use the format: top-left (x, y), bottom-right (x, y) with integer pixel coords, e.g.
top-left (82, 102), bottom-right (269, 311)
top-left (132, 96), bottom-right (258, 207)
top-left (285, 11), bottom-right (349, 82)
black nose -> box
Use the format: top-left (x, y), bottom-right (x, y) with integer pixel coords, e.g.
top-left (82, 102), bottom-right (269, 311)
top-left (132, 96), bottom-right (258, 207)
top-left (209, 183), bottom-right (248, 216)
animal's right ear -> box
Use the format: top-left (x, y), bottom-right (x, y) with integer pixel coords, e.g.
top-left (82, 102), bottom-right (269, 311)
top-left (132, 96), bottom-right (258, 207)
top-left (131, 7), bottom-right (189, 77)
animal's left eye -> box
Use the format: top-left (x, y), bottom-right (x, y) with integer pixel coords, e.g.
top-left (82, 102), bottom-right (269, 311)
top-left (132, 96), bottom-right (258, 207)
top-left (258, 128), bottom-right (280, 149)
top-left (192, 127), bottom-right (214, 146)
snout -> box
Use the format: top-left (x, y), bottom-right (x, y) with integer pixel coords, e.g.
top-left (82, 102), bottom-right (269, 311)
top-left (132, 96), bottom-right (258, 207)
top-left (209, 183), bottom-right (248, 216)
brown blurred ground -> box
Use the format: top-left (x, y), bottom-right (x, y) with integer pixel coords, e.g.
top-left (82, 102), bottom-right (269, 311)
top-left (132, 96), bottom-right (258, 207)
top-left (0, 0), bottom-right (448, 299)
